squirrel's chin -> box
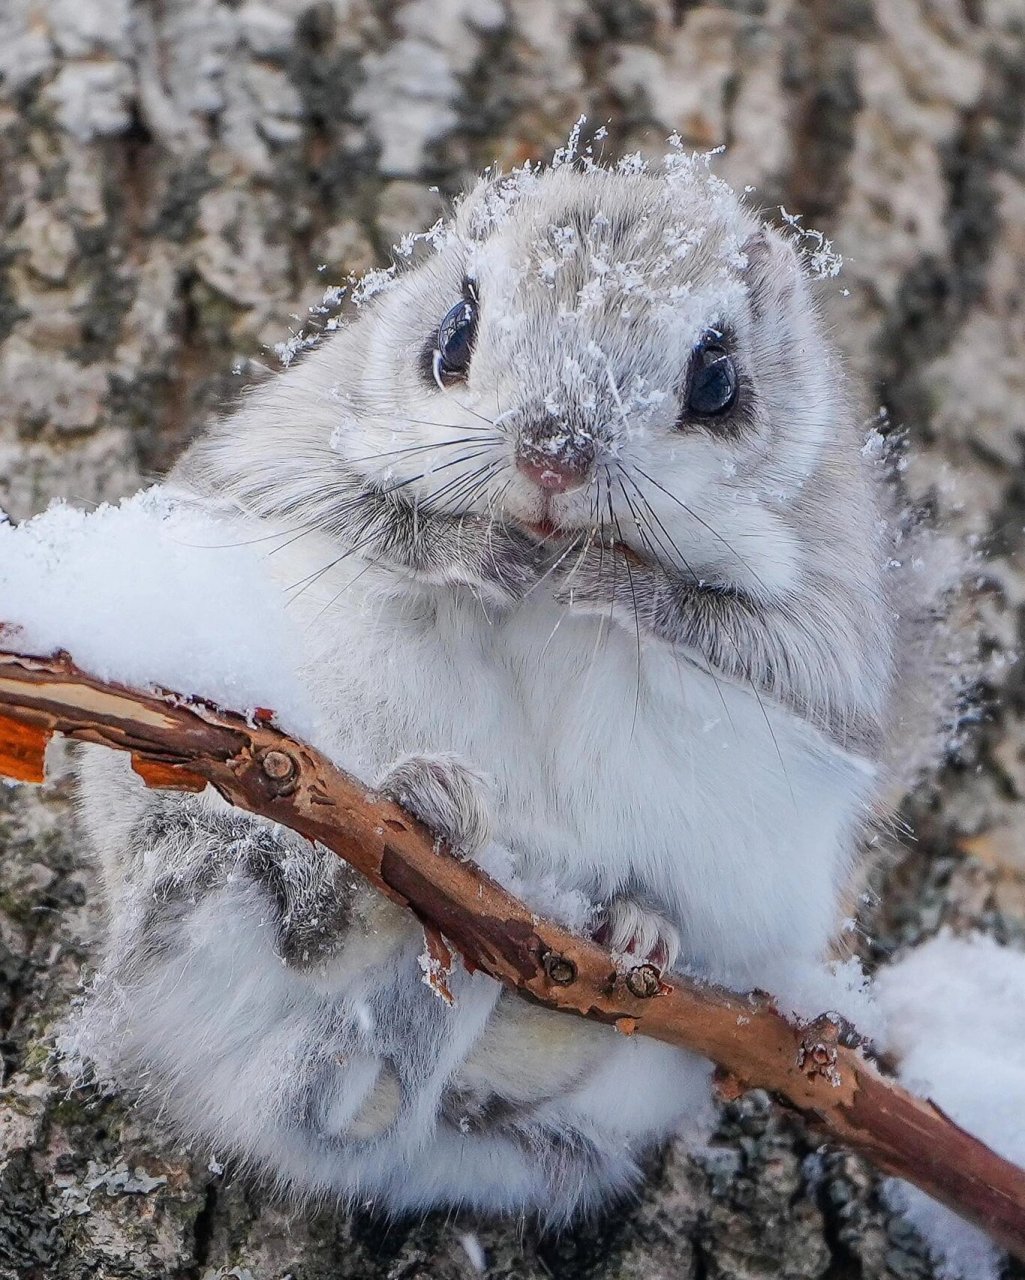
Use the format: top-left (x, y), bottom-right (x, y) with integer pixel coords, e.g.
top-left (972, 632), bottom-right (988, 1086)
top-left (514, 516), bottom-right (565, 541)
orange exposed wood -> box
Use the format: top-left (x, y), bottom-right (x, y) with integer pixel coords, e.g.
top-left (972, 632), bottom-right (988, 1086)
top-left (130, 754), bottom-right (208, 792)
top-left (0, 712), bottom-right (49, 783)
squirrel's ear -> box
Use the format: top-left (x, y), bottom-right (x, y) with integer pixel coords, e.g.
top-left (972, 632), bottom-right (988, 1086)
top-left (740, 227), bottom-right (806, 321)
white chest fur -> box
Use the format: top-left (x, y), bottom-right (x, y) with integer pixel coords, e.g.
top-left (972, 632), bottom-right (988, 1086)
top-left (294, 552), bottom-right (874, 989)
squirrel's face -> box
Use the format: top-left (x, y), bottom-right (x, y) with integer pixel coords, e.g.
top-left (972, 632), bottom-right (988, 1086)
top-left (331, 165), bottom-right (844, 599)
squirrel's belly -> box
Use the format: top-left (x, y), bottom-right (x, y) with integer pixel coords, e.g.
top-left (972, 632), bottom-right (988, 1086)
top-left (324, 598), bottom-right (877, 985)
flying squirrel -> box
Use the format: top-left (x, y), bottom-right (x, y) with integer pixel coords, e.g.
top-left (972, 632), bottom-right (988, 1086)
top-left (75, 145), bottom-right (957, 1220)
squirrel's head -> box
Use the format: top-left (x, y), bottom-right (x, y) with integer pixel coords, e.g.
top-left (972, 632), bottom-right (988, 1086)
top-left (195, 152), bottom-right (851, 602)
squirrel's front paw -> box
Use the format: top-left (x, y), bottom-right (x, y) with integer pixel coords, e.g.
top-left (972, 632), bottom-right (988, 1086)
top-left (550, 541), bottom-right (605, 609)
top-left (552, 542), bottom-right (659, 623)
top-left (593, 897), bottom-right (681, 972)
top-left (377, 752), bottom-right (492, 859)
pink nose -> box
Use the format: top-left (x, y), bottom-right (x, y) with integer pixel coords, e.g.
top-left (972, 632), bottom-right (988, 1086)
top-left (516, 456), bottom-right (587, 494)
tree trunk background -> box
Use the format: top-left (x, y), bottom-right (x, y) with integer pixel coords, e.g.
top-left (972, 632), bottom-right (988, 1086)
top-left (1, 2), bottom-right (1024, 1278)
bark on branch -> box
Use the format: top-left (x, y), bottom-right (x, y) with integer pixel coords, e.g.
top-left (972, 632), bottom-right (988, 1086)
top-left (0, 646), bottom-right (1023, 1258)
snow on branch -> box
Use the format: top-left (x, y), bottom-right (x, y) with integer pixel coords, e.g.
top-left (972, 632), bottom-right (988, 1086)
top-left (1, 646), bottom-right (1024, 1260)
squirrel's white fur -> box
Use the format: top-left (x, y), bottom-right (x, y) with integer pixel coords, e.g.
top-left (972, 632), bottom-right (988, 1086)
top-left (75, 155), bottom-right (899, 1221)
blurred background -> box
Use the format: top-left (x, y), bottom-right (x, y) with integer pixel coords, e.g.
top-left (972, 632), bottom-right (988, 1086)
top-left (0, 2), bottom-right (1024, 1277)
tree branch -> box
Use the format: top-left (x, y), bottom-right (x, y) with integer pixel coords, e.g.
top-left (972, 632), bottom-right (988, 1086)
top-left (1, 646), bottom-right (1023, 1257)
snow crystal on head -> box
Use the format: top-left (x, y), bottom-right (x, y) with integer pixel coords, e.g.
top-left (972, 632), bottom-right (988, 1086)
top-left (394, 217), bottom-right (457, 261)
top-left (343, 121), bottom-right (757, 324)
top-left (275, 121), bottom-right (850, 458)
top-left (285, 117), bottom-right (839, 478)
top-left (273, 285), bottom-right (348, 367)
top-left (351, 265), bottom-right (398, 307)
top-left (779, 206), bottom-right (844, 280)
top-left (281, 119), bottom-right (844, 412)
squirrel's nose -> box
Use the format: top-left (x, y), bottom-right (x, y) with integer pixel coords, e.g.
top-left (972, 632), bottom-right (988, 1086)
top-left (515, 416), bottom-right (596, 494)
top-left (515, 455), bottom-right (589, 493)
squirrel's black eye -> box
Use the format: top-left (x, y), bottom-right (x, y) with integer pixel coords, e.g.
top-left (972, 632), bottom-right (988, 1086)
top-left (432, 297), bottom-right (478, 385)
top-left (686, 337), bottom-right (738, 417)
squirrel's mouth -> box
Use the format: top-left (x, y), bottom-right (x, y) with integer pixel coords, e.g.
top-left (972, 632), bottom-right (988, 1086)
top-left (510, 517), bottom-right (648, 567)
